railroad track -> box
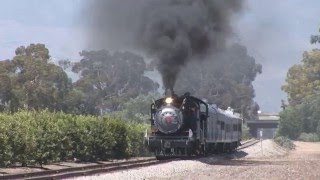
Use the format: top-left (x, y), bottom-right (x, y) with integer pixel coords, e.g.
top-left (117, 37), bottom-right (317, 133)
top-left (0, 140), bottom-right (260, 180)
top-left (0, 158), bottom-right (169, 180)
top-left (238, 139), bottom-right (260, 150)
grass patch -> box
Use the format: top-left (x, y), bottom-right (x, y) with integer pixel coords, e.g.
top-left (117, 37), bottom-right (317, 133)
top-left (274, 136), bottom-right (295, 150)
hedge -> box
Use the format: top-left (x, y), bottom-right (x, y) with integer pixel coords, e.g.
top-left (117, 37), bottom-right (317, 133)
top-left (0, 110), bottom-right (148, 167)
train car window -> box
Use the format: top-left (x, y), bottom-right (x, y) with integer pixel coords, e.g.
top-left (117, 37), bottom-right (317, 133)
top-left (200, 103), bottom-right (206, 113)
top-left (221, 122), bottom-right (225, 130)
top-left (233, 124), bottom-right (237, 131)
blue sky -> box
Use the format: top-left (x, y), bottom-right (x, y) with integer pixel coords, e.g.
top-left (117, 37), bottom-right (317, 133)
top-left (0, 0), bottom-right (80, 27)
top-left (0, 0), bottom-right (84, 60)
top-left (235, 0), bottom-right (320, 112)
top-left (0, 0), bottom-right (320, 112)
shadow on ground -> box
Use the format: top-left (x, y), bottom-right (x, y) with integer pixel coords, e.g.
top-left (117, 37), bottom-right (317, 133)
top-left (196, 150), bottom-right (288, 166)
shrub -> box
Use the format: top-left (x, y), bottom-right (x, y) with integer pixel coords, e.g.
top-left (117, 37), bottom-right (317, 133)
top-left (274, 136), bottom-right (295, 150)
top-left (277, 107), bottom-right (302, 139)
top-left (126, 123), bottom-right (148, 156)
top-left (0, 110), bottom-right (147, 167)
top-left (0, 113), bottom-right (13, 166)
top-left (242, 124), bottom-right (251, 140)
top-left (298, 133), bottom-right (320, 142)
top-left (277, 96), bottom-right (320, 140)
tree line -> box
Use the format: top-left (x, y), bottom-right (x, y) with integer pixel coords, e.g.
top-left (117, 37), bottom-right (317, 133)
top-left (0, 44), bottom-right (158, 116)
top-left (0, 43), bottom-right (261, 122)
top-left (278, 28), bottom-right (320, 141)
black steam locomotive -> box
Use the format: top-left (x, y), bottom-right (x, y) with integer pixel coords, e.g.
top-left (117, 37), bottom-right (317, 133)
top-left (145, 93), bottom-right (242, 159)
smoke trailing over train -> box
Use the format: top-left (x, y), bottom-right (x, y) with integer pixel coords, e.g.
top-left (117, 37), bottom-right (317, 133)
top-left (83, 0), bottom-right (244, 95)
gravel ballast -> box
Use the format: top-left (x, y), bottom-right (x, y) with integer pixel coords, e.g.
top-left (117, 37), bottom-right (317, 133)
top-left (73, 139), bottom-right (303, 180)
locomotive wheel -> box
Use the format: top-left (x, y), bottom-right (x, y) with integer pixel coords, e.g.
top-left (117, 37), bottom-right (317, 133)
top-left (222, 143), bottom-right (227, 153)
top-left (225, 143), bottom-right (231, 153)
top-left (230, 142), bottom-right (237, 152)
top-left (212, 144), bottom-right (219, 154)
top-left (216, 143), bottom-right (223, 153)
top-left (202, 144), bottom-right (207, 155)
top-left (195, 142), bottom-right (207, 155)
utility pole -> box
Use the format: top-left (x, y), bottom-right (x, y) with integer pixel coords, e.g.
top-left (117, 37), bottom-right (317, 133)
top-left (260, 129), bottom-right (263, 155)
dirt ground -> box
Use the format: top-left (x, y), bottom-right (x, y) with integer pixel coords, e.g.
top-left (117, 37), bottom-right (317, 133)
top-left (173, 140), bottom-right (320, 180)
top-left (74, 140), bottom-right (320, 180)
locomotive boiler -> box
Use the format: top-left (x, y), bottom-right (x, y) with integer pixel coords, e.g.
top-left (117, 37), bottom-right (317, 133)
top-left (145, 93), bottom-right (242, 159)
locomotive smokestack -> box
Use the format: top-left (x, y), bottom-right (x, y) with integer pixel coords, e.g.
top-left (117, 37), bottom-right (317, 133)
top-left (164, 88), bottom-right (175, 97)
top-left (84, 0), bottom-right (244, 91)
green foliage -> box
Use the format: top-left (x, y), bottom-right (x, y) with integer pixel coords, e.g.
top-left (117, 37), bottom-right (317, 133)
top-left (274, 136), bottom-right (295, 150)
top-left (71, 50), bottom-right (159, 114)
top-left (0, 44), bottom-right (72, 113)
top-left (310, 28), bottom-right (320, 44)
top-left (281, 33), bottom-right (320, 141)
top-left (311, 35), bottom-right (320, 44)
top-left (277, 94), bottom-right (320, 141)
top-left (0, 110), bottom-right (147, 167)
top-left (282, 49), bottom-right (320, 106)
top-left (298, 133), bottom-right (320, 142)
top-left (277, 107), bottom-right (303, 139)
top-left (0, 114), bottom-right (13, 166)
top-left (241, 124), bottom-right (251, 140)
top-left (114, 93), bottom-right (160, 123)
top-left (0, 44), bottom-right (159, 115)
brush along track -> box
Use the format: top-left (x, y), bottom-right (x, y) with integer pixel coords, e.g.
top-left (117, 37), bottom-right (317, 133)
top-left (0, 158), bottom-right (172, 180)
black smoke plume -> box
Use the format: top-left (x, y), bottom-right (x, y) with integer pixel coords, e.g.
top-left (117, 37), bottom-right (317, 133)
top-left (84, 0), bottom-right (244, 95)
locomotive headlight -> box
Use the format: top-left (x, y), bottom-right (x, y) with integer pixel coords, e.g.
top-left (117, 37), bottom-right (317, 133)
top-left (165, 97), bottom-right (173, 104)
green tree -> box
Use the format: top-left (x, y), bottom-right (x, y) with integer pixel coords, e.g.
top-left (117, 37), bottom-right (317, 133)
top-left (310, 28), bottom-right (320, 44)
top-left (278, 96), bottom-right (320, 139)
top-left (0, 44), bottom-right (72, 112)
top-left (282, 49), bottom-right (320, 106)
top-left (299, 96), bottom-right (320, 133)
top-left (71, 50), bottom-right (159, 114)
top-left (115, 93), bottom-right (160, 123)
top-left (280, 29), bottom-right (320, 139)
top-left (277, 106), bottom-right (302, 139)
top-left (0, 60), bottom-right (14, 111)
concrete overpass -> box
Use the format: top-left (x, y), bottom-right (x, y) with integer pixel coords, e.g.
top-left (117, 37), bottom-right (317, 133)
top-left (246, 113), bottom-right (280, 139)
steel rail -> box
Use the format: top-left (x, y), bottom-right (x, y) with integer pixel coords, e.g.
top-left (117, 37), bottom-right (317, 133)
top-left (237, 139), bottom-right (260, 150)
top-left (0, 158), bottom-right (167, 180)
top-left (0, 140), bottom-right (260, 180)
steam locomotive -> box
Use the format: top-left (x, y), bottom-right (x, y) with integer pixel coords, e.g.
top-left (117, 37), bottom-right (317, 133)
top-left (145, 93), bottom-right (242, 159)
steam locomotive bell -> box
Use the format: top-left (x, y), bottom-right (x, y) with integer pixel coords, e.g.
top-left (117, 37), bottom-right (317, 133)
top-left (154, 98), bottom-right (183, 134)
